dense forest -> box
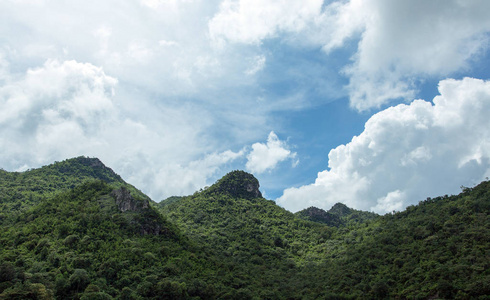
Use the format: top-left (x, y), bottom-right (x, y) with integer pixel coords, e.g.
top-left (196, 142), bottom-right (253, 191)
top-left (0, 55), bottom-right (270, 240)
top-left (0, 157), bottom-right (488, 299)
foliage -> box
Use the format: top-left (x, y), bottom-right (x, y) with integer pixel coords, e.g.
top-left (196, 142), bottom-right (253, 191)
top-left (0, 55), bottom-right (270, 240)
top-left (0, 156), bottom-right (148, 215)
top-left (1, 158), bottom-right (489, 299)
top-left (295, 203), bottom-right (379, 227)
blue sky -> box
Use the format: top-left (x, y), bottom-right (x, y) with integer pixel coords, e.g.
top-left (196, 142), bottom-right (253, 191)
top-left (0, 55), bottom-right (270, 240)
top-left (1, 0), bottom-right (490, 213)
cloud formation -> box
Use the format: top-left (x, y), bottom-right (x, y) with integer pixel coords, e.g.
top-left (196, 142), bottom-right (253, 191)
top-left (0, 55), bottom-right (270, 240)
top-left (0, 59), bottom-right (247, 199)
top-left (0, 60), bottom-right (117, 166)
top-left (336, 0), bottom-right (490, 110)
top-left (1, 0), bottom-right (489, 208)
top-left (246, 131), bottom-right (297, 174)
top-left (209, 0), bottom-right (324, 45)
top-left (277, 77), bottom-right (490, 213)
top-left (208, 0), bottom-right (490, 110)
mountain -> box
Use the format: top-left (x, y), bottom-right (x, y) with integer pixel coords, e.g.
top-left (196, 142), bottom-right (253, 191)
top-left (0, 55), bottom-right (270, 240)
top-left (158, 196), bottom-right (185, 207)
top-left (0, 156), bottom-right (148, 214)
top-left (159, 170), bottom-right (333, 298)
top-left (295, 203), bottom-right (379, 227)
top-left (295, 181), bottom-right (490, 299)
top-left (0, 158), bottom-right (214, 299)
top-left (295, 206), bottom-right (343, 226)
top-left (0, 157), bottom-right (489, 299)
top-left (160, 171), bottom-right (490, 299)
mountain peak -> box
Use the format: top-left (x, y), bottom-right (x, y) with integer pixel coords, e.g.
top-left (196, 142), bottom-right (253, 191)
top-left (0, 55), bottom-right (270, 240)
top-left (53, 156), bottom-right (122, 182)
top-left (207, 170), bottom-right (262, 199)
top-left (328, 202), bottom-right (352, 217)
top-left (295, 206), bottom-right (342, 227)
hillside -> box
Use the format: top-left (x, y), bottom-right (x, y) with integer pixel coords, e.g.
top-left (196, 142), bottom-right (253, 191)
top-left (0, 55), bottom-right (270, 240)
top-left (0, 156), bottom-right (148, 215)
top-left (0, 159), bottom-right (220, 299)
top-left (0, 158), bottom-right (489, 299)
top-left (160, 171), bottom-right (333, 298)
top-left (295, 181), bottom-right (490, 299)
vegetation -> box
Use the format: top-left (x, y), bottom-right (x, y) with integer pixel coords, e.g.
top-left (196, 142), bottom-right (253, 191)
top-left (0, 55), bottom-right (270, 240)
top-left (295, 203), bottom-right (378, 227)
top-left (0, 158), bottom-right (489, 299)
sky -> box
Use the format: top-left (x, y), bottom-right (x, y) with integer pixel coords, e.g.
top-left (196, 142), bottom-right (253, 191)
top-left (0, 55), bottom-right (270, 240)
top-left (1, 0), bottom-right (490, 214)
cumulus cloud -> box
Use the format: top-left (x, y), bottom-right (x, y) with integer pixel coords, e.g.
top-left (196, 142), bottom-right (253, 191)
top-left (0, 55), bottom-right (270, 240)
top-left (0, 60), bottom-right (117, 164)
top-left (115, 148), bottom-right (245, 200)
top-left (326, 0), bottom-right (490, 110)
top-left (208, 0), bottom-right (490, 110)
top-left (277, 77), bottom-right (490, 214)
top-left (2, 0), bottom-right (489, 205)
top-left (0, 59), bottom-right (246, 200)
top-left (209, 0), bottom-right (324, 45)
top-left (246, 131), bottom-right (297, 174)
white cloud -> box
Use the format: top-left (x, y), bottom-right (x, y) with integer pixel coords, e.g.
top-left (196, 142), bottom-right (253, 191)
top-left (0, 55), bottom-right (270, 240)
top-left (0, 59), bottom-right (117, 164)
top-left (277, 77), bottom-right (490, 213)
top-left (0, 52), bottom-right (9, 82)
top-left (372, 190), bottom-right (405, 214)
top-left (328, 0), bottom-right (490, 110)
top-left (208, 0), bottom-right (490, 110)
top-left (119, 149), bottom-right (245, 200)
top-left (245, 55), bottom-right (266, 75)
top-left (158, 40), bottom-right (179, 47)
top-left (0, 59), bottom-right (117, 130)
top-left (2, 0), bottom-right (489, 206)
top-left (208, 0), bottom-right (324, 45)
top-left (0, 59), bottom-right (246, 200)
top-left (246, 131), bottom-right (297, 174)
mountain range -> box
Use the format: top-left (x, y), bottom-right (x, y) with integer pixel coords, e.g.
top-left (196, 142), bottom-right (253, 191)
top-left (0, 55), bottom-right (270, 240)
top-left (0, 156), bottom-right (488, 299)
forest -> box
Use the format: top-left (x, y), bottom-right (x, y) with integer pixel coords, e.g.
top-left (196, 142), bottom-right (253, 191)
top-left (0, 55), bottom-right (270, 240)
top-left (0, 157), bottom-right (488, 299)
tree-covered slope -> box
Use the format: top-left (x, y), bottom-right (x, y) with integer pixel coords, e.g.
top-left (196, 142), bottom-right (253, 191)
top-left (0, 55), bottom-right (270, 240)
top-left (0, 178), bottom-right (242, 299)
top-left (160, 171), bottom-right (333, 299)
top-left (295, 203), bottom-right (379, 227)
top-left (296, 181), bottom-right (490, 299)
top-left (0, 156), bottom-right (148, 215)
top-left (162, 171), bottom-right (490, 299)
top-left (1, 158), bottom-right (488, 299)
top-left (0, 159), bottom-right (224, 299)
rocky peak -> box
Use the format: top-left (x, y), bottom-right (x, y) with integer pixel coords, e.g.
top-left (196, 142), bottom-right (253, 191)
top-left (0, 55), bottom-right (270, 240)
top-left (112, 187), bottom-right (149, 212)
top-left (208, 170), bottom-right (262, 199)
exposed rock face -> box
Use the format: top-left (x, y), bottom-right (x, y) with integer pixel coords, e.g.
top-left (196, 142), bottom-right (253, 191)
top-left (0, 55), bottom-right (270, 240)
top-left (246, 182), bottom-right (262, 198)
top-left (111, 187), bottom-right (169, 236)
top-left (112, 187), bottom-right (149, 212)
top-left (210, 170), bottom-right (262, 199)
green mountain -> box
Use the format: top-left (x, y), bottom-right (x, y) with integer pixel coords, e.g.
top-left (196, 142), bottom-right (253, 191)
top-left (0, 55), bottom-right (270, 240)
top-left (0, 158), bottom-right (489, 299)
top-left (0, 156), bottom-right (148, 215)
top-left (295, 206), bottom-right (343, 226)
top-left (0, 158), bottom-right (215, 299)
top-left (160, 170), bottom-right (333, 298)
top-left (295, 203), bottom-right (379, 227)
